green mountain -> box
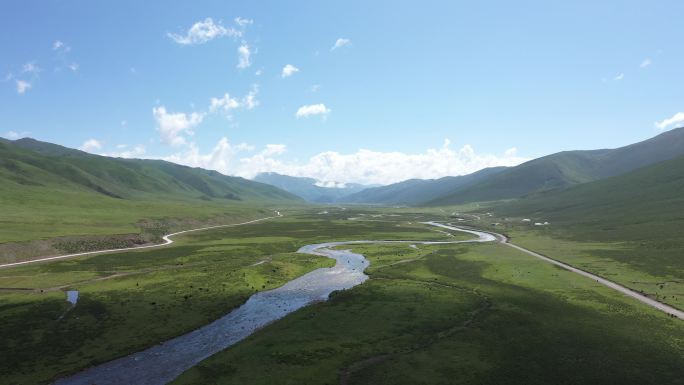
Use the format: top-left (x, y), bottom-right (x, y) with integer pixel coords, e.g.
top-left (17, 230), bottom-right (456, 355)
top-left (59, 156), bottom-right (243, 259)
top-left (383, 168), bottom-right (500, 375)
top-left (253, 172), bottom-right (372, 203)
top-left (2, 138), bottom-right (300, 202)
top-left (341, 167), bottom-right (507, 205)
top-left (492, 153), bottom-right (684, 279)
top-left (427, 127), bottom-right (684, 206)
top-left (494, 153), bottom-right (684, 227)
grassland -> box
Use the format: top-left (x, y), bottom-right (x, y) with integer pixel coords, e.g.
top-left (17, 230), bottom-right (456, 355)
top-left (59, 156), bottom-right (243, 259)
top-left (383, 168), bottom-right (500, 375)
top-left (0, 138), bottom-right (300, 245)
top-left (0, 190), bottom-right (284, 263)
top-left (0, 210), bottom-right (460, 384)
top-left (439, 204), bottom-right (684, 311)
top-left (175, 240), bottom-right (683, 385)
top-left (459, 154), bottom-right (684, 310)
top-left (500, 229), bottom-right (683, 308)
top-left (0, 179), bottom-right (288, 244)
top-left (2, 208), bottom-right (682, 385)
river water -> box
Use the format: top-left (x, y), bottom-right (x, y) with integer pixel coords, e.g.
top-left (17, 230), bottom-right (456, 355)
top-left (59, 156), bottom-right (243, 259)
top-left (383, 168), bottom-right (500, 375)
top-left (66, 290), bottom-right (79, 305)
top-left (55, 222), bottom-right (493, 385)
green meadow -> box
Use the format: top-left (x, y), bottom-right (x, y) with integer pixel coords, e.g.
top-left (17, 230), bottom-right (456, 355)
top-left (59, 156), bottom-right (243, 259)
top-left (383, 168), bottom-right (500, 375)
top-left (176, 240), bottom-right (683, 385)
top-left (0, 210), bottom-right (459, 384)
top-left (0, 182), bottom-right (281, 244)
top-left (444, 207), bottom-right (684, 311)
top-left (1, 209), bottom-right (682, 384)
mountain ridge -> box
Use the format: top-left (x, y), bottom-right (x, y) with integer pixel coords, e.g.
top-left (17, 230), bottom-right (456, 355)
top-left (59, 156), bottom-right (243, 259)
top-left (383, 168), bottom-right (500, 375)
top-left (340, 167), bottom-right (508, 205)
top-left (1, 138), bottom-right (301, 203)
top-left (426, 127), bottom-right (684, 206)
top-left (253, 172), bottom-right (373, 203)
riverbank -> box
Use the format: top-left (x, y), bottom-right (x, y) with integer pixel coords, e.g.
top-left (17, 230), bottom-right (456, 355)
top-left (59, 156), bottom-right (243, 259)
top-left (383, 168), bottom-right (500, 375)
top-left (55, 223), bottom-right (494, 384)
top-left (0, 210), bottom-right (461, 384)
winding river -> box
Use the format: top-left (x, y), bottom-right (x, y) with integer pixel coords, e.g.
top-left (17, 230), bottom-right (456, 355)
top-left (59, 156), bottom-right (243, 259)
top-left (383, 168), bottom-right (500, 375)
top-left (54, 222), bottom-right (494, 385)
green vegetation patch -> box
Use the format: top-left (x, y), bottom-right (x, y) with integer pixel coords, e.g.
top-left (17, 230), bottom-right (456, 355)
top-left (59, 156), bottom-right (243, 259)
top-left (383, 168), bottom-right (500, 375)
top-left (0, 213), bottom-right (457, 384)
top-left (175, 242), bottom-right (683, 385)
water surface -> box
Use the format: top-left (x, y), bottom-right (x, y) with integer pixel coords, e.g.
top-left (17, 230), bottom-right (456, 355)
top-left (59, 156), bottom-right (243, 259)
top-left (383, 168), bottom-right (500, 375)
top-left (66, 290), bottom-right (79, 305)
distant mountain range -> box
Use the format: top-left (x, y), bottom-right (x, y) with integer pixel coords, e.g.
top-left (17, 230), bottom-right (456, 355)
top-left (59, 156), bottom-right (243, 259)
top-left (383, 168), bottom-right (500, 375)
top-left (253, 172), bottom-right (375, 203)
top-left (259, 127), bottom-right (682, 206)
top-left (340, 167), bottom-right (508, 205)
top-left (256, 127), bottom-right (684, 206)
top-left (0, 138), bottom-right (300, 203)
top-left (4, 127), bottom-right (684, 212)
top-left (495, 152), bottom-right (684, 225)
top-left (426, 127), bottom-right (684, 206)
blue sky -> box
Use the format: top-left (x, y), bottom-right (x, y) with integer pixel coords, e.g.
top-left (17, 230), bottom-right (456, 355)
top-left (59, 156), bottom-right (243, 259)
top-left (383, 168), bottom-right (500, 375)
top-left (2, 0), bottom-right (684, 184)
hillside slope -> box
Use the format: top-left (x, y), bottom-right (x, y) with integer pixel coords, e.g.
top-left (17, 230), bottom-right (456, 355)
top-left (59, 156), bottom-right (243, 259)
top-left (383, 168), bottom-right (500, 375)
top-left (2, 138), bottom-right (300, 202)
top-left (0, 138), bottom-right (301, 243)
top-left (494, 153), bottom-right (684, 227)
top-left (341, 167), bottom-right (507, 205)
top-left (427, 127), bottom-right (684, 205)
top-left (489, 154), bottom-right (684, 291)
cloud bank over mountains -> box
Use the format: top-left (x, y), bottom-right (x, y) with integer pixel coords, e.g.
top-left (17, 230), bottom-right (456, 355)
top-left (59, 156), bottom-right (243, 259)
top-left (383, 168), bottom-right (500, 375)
top-left (161, 137), bottom-right (528, 185)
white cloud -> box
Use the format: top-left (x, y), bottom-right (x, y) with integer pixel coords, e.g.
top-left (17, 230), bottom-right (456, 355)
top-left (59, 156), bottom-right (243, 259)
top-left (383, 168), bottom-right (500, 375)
top-left (281, 64), bottom-right (299, 78)
top-left (80, 139), bottom-right (103, 152)
top-left (296, 104), bottom-right (331, 119)
top-left (234, 17), bottom-right (253, 27)
top-left (241, 142), bottom-right (528, 185)
top-left (235, 143), bottom-right (255, 151)
top-left (309, 84), bottom-right (321, 93)
top-left (640, 58), bottom-right (652, 68)
top-left (52, 40), bottom-right (71, 52)
top-left (105, 144), bottom-right (146, 158)
top-left (613, 73), bottom-right (624, 81)
top-left (168, 18), bottom-right (240, 45)
top-left (164, 138), bottom-right (238, 173)
top-left (5, 131), bottom-right (20, 139)
top-left (22, 62), bottom-right (41, 74)
top-left (331, 38), bottom-right (351, 51)
top-left (504, 147), bottom-right (518, 157)
top-left (243, 84), bottom-right (259, 109)
top-left (4, 130), bottom-right (29, 139)
top-left (152, 106), bottom-right (204, 146)
top-left (16, 80), bottom-right (31, 94)
top-left (210, 93), bottom-right (240, 113)
top-left (237, 43), bottom-right (252, 68)
top-left (262, 144), bottom-right (287, 156)
top-left (209, 85), bottom-right (259, 114)
top-left (68, 63), bottom-right (79, 72)
top-left (654, 112), bottom-right (684, 131)
top-left (255, 69), bottom-right (263, 76)
top-left (161, 138), bottom-right (528, 185)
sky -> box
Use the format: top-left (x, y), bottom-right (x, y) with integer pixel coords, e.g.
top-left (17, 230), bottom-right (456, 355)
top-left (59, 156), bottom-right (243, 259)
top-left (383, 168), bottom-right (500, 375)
top-left (2, 0), bottom-right (684, 185)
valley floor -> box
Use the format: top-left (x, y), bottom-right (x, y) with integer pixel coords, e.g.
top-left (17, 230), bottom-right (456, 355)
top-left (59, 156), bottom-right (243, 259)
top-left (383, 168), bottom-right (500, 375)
top-left (175, 237), bottom-right (683, 385)
top-left (0, 208), bottom-right (682, 384)
top-left (439, 207), bottom-right (684, 313)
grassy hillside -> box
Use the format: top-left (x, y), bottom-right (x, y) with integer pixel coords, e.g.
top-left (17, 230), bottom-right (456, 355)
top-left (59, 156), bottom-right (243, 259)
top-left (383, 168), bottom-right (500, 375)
top-left (6, 138), bottom-right (299, 202)
top-left (427, 127), bottom-right (684, 205)
top-left (494, 153), bottom-right (684, 241)
top-left (0, 139), bottom-right (301, 243)
top-left (342, 167), bottom-right (507, 205)
top-left (253, 172), bottom-right (370, 202)
top-left (446, 155), bottom-right (684, 309)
